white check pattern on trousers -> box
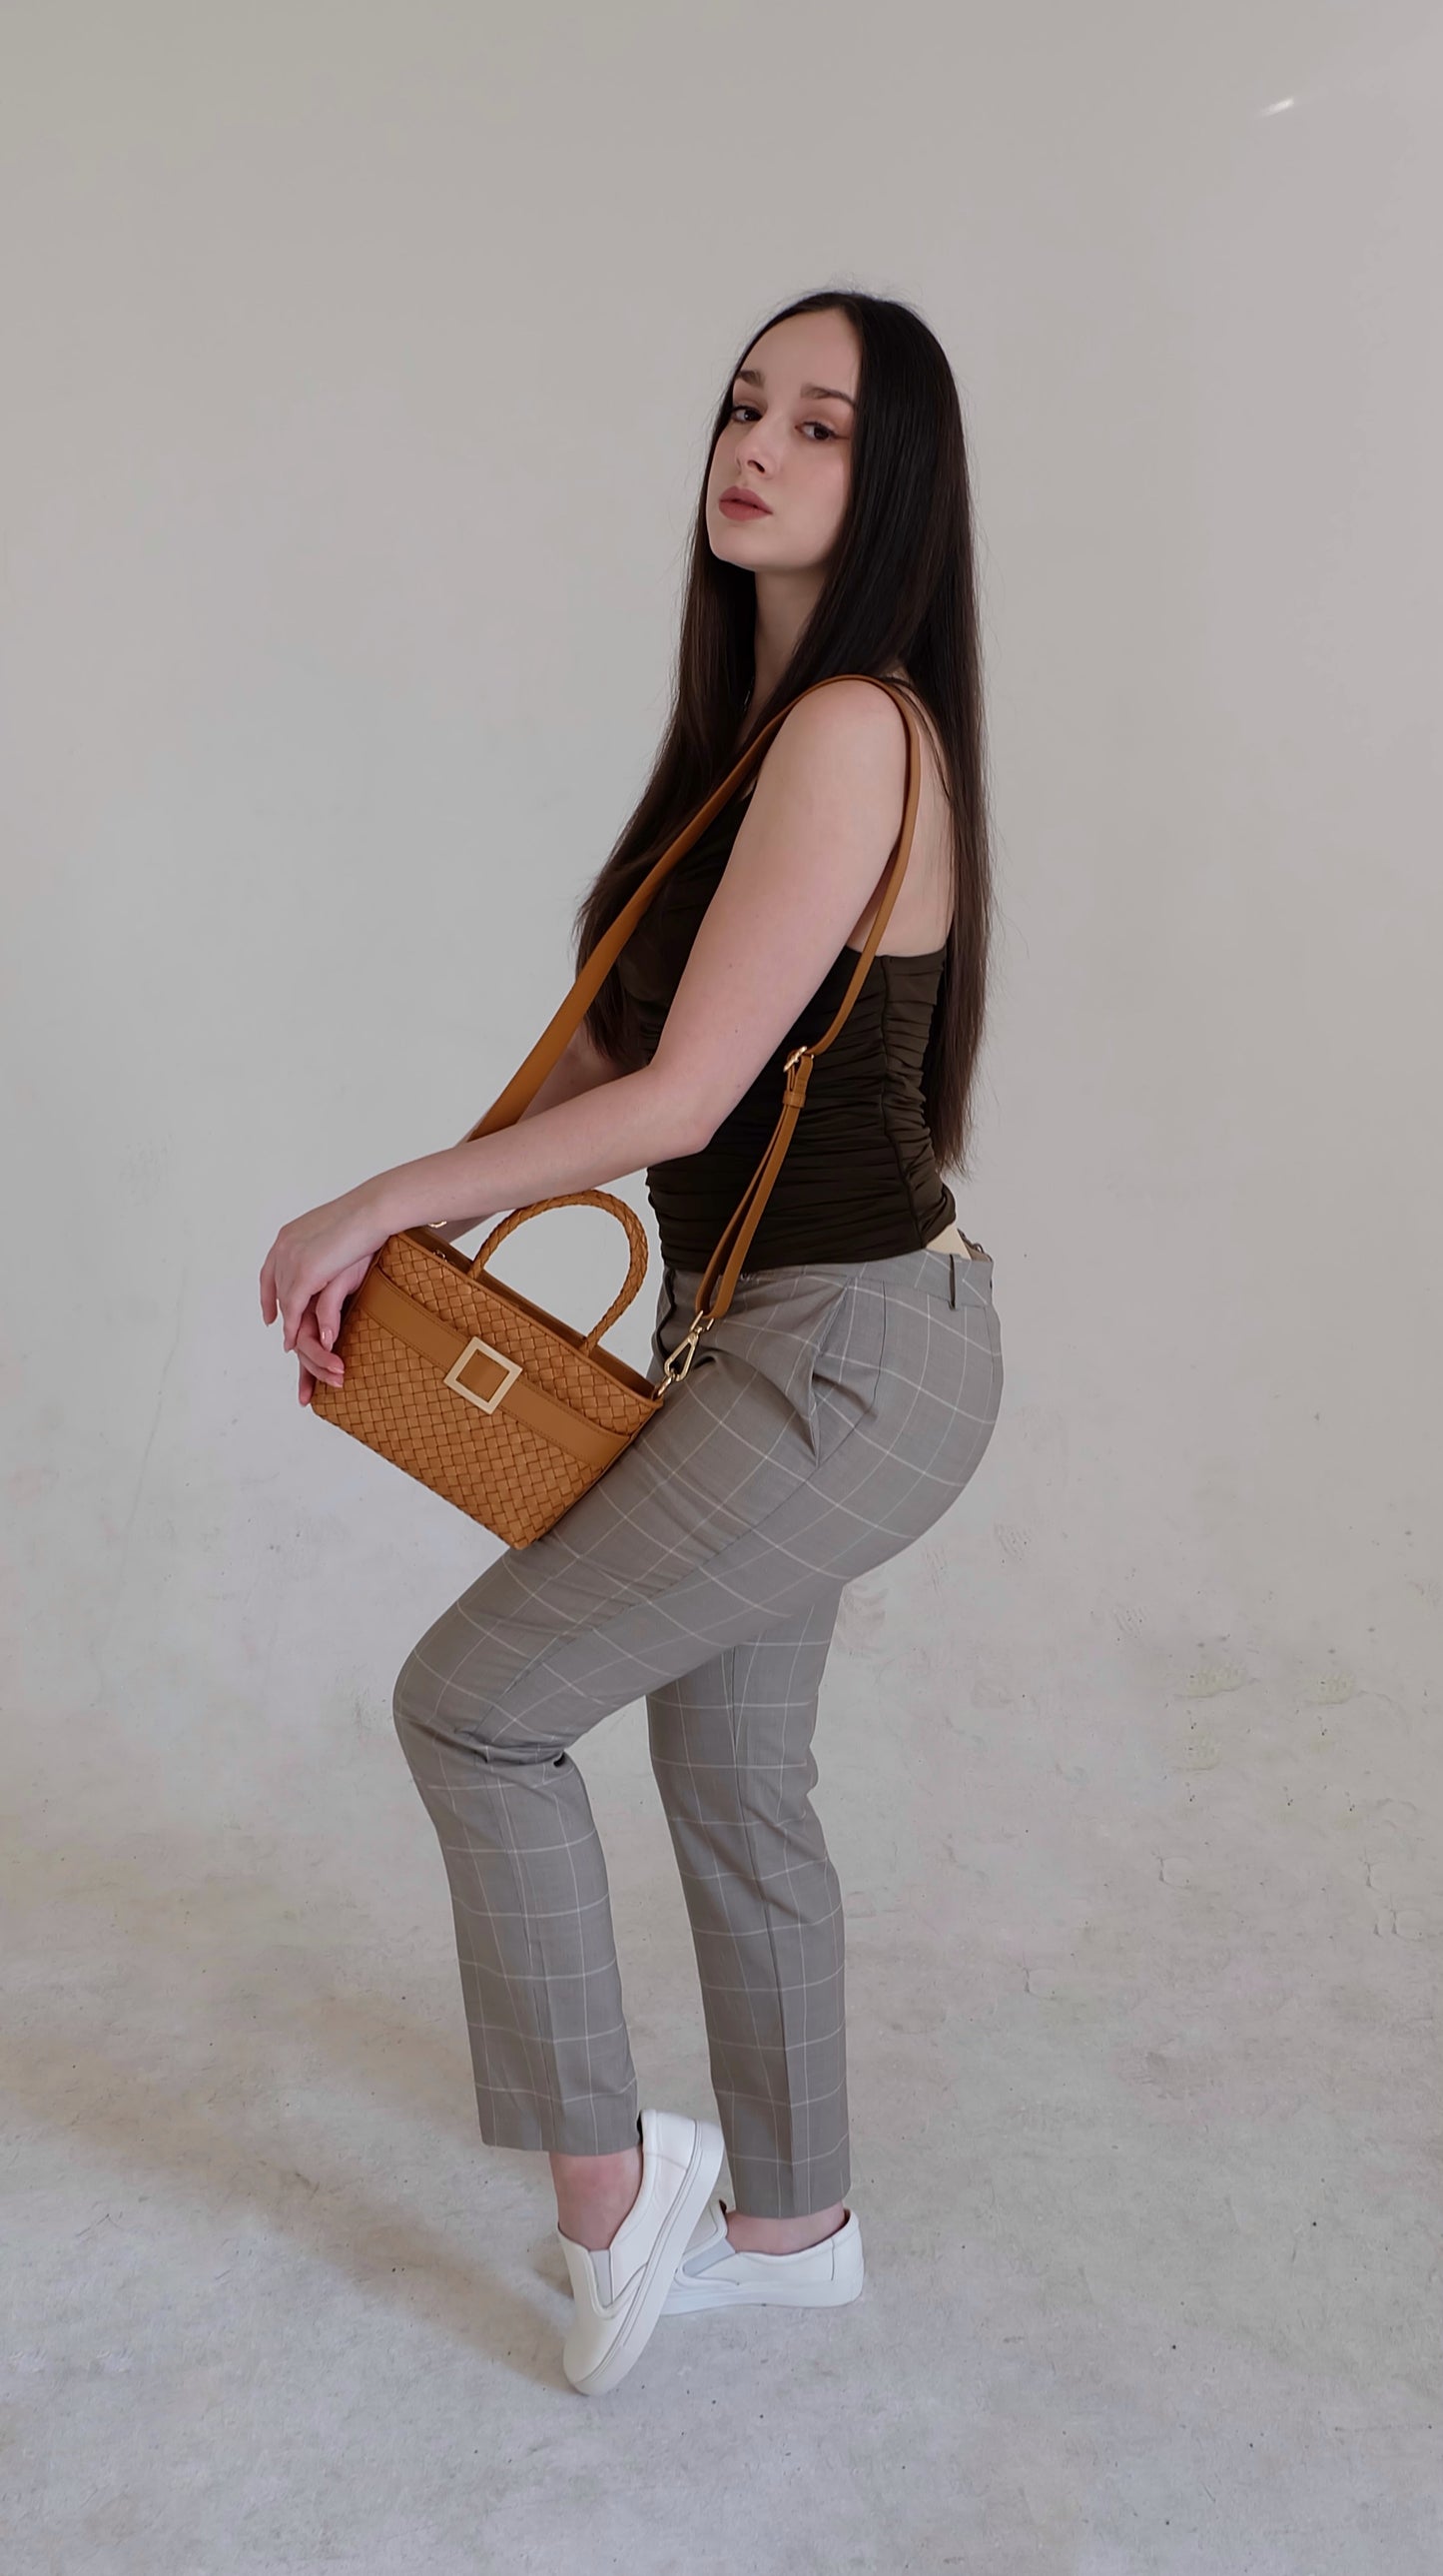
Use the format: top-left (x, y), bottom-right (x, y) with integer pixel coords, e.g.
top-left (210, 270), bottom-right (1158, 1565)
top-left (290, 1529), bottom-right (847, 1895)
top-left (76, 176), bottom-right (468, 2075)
top-left (391, 1239), bottom-right (1002, 2219)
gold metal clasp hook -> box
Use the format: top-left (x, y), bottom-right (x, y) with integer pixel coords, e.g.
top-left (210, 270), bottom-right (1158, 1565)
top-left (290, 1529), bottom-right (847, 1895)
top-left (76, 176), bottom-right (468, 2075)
top-left (661, 1310), bottom-right (715, 1386)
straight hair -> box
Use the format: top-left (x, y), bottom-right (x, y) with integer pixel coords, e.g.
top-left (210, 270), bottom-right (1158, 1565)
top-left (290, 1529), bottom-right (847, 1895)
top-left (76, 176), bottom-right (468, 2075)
top-left (571, 286), bottom-right (995, 1182)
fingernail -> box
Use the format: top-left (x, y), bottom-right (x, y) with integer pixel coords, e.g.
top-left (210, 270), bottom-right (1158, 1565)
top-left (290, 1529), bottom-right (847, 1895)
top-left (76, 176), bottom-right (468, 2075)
top-left (321, 1329), bottom-right (333, 1348)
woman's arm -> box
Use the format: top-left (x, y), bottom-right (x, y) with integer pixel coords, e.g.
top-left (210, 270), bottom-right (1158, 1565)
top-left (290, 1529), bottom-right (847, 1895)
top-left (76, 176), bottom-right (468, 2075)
top-left (262, 682), bottom-right (910, 1369)
top-left (425, 1022), bottom-right (625, 1242)
top-left (375, 1052), bottom-right (690, 1240)
top-left (372, 682), bottom-right (912, 1242)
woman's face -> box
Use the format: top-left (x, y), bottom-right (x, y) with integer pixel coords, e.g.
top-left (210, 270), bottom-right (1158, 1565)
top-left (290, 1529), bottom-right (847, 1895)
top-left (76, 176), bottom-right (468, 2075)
top-left (705, 308), bottom-right (859, 578)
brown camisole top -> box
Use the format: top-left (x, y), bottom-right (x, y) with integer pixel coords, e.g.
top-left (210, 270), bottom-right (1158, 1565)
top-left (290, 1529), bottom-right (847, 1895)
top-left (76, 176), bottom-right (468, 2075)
top-left (615, 781), bottom-right (961, 1273)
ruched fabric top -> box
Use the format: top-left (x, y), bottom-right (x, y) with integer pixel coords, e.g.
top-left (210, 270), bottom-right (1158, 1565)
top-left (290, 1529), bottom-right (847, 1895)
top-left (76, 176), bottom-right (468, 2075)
top-left (616, 781), bottom-right (959, 1273)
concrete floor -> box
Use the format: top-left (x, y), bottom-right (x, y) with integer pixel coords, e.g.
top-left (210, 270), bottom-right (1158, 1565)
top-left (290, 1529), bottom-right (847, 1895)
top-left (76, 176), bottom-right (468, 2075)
top-left (6, 1537), bottom-right (1439, 2576)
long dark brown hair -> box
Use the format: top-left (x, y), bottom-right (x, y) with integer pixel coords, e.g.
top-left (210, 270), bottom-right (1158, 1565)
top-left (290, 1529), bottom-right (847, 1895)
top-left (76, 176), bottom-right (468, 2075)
top-left (571, 286), bottom-right (995, 1182)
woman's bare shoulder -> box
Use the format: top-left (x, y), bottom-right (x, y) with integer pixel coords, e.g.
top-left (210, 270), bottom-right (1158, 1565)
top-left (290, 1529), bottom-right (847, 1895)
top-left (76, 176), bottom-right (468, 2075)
top-left (762, 673), bottom-right (913, 780)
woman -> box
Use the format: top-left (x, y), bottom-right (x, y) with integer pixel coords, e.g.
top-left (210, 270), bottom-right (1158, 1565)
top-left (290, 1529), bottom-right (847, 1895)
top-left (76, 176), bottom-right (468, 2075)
top-left (260, 288), bottom-right (1003, 2396)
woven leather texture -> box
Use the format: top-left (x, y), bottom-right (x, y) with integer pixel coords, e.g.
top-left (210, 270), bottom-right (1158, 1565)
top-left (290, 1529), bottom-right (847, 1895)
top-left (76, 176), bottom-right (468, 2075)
top-left (311, 1228), bottom-right (663, 1545)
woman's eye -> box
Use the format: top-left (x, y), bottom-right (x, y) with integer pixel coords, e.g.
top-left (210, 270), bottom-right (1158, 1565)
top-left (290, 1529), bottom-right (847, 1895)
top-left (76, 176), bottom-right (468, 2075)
top-left (728, 403), bottom-right (837, 441)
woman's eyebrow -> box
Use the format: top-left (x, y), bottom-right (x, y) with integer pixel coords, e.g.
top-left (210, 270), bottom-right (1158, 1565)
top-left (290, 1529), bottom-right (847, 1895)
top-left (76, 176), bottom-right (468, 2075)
top-left (733, 366), bottom-right (855, 408)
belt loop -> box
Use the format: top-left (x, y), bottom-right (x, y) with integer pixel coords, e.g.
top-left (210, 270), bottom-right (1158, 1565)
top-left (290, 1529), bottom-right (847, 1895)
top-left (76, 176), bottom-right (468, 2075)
top-left (948, 1252), bottom-right (956, 1307)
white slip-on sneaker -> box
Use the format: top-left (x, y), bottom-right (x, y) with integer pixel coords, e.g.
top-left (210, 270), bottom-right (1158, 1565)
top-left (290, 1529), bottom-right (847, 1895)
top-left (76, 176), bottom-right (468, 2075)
top-left (555, 2107), bottom-right (724, 2395)
top-left (660, 2193), bottom-right (865, 2313)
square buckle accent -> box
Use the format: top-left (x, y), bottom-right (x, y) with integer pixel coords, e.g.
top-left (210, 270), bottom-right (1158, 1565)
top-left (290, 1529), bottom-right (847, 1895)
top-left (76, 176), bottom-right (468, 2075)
top-left (442, 1332), bottom-right (522, 1415)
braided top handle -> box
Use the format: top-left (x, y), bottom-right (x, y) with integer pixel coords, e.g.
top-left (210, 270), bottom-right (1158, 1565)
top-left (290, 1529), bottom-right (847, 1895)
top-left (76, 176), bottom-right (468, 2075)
top-left (457, 673), bottom-right (927, 1363)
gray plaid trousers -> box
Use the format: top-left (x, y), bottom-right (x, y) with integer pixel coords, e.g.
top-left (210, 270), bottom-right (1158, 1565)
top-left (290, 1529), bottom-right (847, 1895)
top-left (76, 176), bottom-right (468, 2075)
top-left (391, 1245), bottom-right (1003, 2217)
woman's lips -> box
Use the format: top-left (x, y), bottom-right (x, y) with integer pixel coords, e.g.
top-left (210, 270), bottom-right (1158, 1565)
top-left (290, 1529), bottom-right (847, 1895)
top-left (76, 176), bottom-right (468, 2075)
top-left (719, 494), bottom-right (771, 519)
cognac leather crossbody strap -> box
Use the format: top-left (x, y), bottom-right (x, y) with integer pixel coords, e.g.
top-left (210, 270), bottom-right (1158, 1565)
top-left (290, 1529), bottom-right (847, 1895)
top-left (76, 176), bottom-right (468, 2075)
top-left (459, 673), bottom-right (925, 1327)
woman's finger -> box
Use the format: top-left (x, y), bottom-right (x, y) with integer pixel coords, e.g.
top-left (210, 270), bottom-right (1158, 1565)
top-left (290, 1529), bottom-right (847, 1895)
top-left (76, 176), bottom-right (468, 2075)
top-left (294, 1297), bottom-right (340, 1380)
top-left (315, 1254), bottom-right (372, 1353)
top-left (296, 1297), bottom-right (343, 1380)
top-left (281, 1281), bottom-right (316, 1353)
top-left (315, 1292), bottom-right (338, 1349)
top-left (296, 1315), bottom-right (344, 1385)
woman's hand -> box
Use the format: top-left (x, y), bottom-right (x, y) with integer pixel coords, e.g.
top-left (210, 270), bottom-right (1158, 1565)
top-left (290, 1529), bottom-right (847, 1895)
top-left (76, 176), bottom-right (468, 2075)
top-left (259, 1182), bottom-right (394, 1408)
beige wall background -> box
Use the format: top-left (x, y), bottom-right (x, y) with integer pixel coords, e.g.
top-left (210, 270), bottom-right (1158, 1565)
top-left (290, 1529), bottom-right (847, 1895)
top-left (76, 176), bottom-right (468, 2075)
top-left (4, 4), bottom-right (1441, 2568)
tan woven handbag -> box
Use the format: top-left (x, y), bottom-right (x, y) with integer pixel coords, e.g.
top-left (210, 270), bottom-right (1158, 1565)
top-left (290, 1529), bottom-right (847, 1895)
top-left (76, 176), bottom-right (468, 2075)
top-left (310, 673), bottom-right (929, 1543)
